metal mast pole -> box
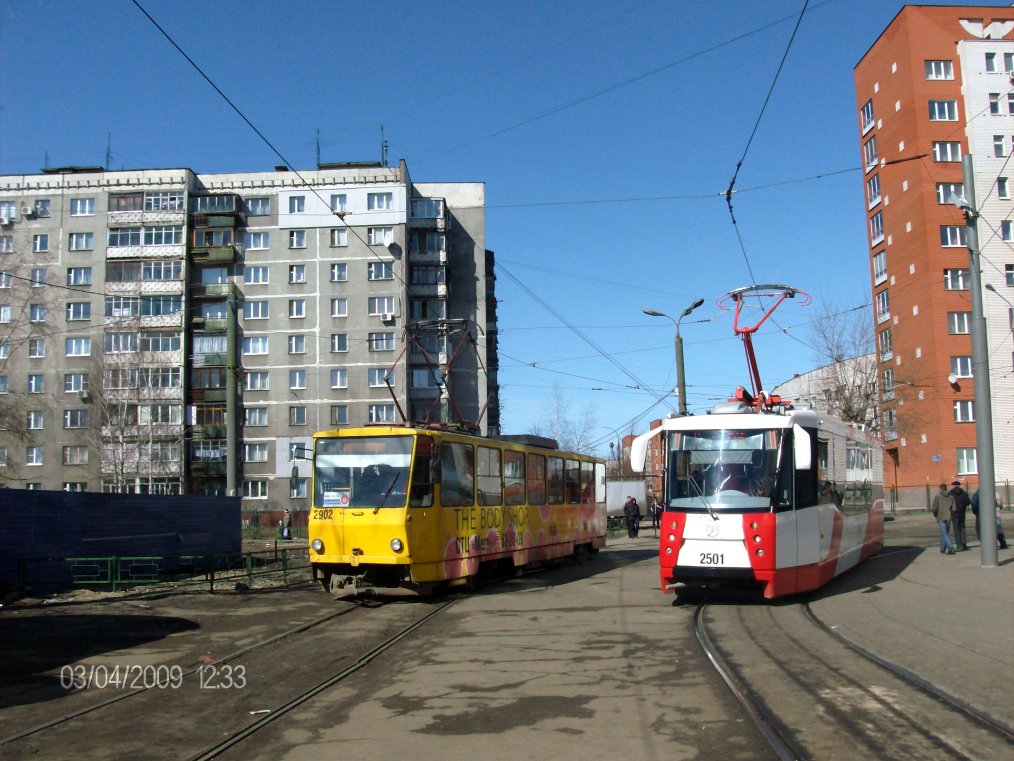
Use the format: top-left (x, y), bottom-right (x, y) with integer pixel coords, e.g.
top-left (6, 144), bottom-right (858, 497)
top-left (960, 155), bottom-right (997, 568)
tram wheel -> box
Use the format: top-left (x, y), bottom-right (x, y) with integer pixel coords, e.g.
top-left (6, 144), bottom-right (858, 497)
top-left (465, 572), bottom-right (481, 594)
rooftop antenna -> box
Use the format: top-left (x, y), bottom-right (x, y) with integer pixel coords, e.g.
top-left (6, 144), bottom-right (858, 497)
top-left (44, 151), bottom-right (49, 170)
top-left (315, 128), bottom-right (320, 169)
top-left (105, 132), bottom-right (112, 169)
top-left (381, 124), bottom-right (389, 168)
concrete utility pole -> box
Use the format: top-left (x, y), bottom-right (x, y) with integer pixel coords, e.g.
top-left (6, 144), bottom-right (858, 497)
top-left (959, 155), bottom-right (998, 568)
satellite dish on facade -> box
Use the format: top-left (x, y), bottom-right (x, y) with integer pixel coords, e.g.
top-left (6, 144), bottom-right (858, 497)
top-left (948, 373), bottom-right (959, 385)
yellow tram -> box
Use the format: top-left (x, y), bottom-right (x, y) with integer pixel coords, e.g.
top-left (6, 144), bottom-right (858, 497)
top-left (308, 425), bottom-right (607, 594)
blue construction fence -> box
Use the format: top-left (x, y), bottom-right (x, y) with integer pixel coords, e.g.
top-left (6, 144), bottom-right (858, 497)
top-left (0, 489), bottom-right (240, 593)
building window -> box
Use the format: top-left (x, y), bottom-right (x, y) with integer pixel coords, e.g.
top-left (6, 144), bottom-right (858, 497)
top-left (27, 410), bottom-right (43, 429)
top-left (26, 446), bottom-right (43, 466)
top-left (957, 447), bottom-right (977, 475)
top-left (243, 336), bottom-right (269, 355)
top-left (948, 312), bottom-right (971, 334)
top-left (330, 298), bottom-right (348, 317)
top-left (63, 482), bottom-right (87, 492)
top-left (244, 265), bottom-right (269, 285)
top-left (866, 174), bottom-right (881, 207)
top-left (289, 406), bottom-right (307, 425)
top-left (925, 59), bottom-right (953, 80)
top-left (28, 373), bottom-right (44, 393)
top-left (367, 192), bottom-right (394, 210)
top-left (330, 194), bottom-right (347, 212)
top-left (243, 300), bottom-right (269, 319)
top-left (860, 99), bottom-right (875, 133)
top-left (1002, 221), bottom-right (1013, 242)
top-left (368, 368), bottom-right (395, 388)
top-left (289, 264), bottom-right (306, 284)
top-left (330, 228), bottom-right (348, 247)
top-left (1006, 52), bottom-right (1014, 73)
top-left (289, 196), bottom-right (305, 214)
top-left (144, 225), bottom-right (184, 245)
top-left (288, 370), bottom-right (306, 389)
top-left (330, 369), bottom-right (348, 389)
top-left (67, 231), bottom-right (95, 252)
top-left (64, 372), bottom-right (88, 392)
top-left (66, 337), bottom-right (91, 356)
top-left (928, 100), bottom-right (958, 121)
top-left (63, 445), bottom-right (88, 466)
top-left (289, 299), bottom-right (305, 318)
top-left (411, 368), bottom-right (440, 389)
top-left (951, 355), bottom-right (973, 378)
top-left (28, 338), bottom-right (45, 358)
top-left (0, 271), bottom-right (9, 289)
top-left (367, 227), bottom-right (393, 246)
top-left (873, 251), bottom-right (887, 285)
top-left (66, 302), bottom-right (91, 321)
top-left (875, 289), bottom-right (890, 324)
top-left (368, 262), bottom-right (394, 281)
top-left (288, 335), bottom-right (306, 354)
top-left (330, 333), bottom-right (348, 353)
top-left (870, 212), bottom-right (884, 245)
top-left (67, 267), bottom-right (92, 286)
top-left (932, 142), bottom-right (961, 162)
top-left (986, 52), bottom-right (998, 73)
top-left (368, 296), bottom-right (395, 316)
top-left (330, 263), bottom-right (348, 282)
top-left (140, 331), bottom-right (180, 352)
top-left (998, 177), bottom-right (1010, 199)
top-left (940, 226), bottom-right (966, 247)
top-left (32, 234), bottom-right (49, 253)
top-left (0, 235), bottom-right (12, 254)
top-left (863, 135), bottom-right (878, 169)
top-left (244, 443), bottom-right (269, 462)
top-left (943, 268), bottom-right (970, 290)
top-left (244, 231), bottom-right (269, 250)
top-left (368, 403), bottom-right (396, 423)
top-left (244, 407), bottom-right (268, 427)
top-left (245, 371), bottom-right (269, 391)
top-left (995, 135), bottom-right (1008, 158)
top-left (1006, 263), bottom-right (1014, 287)
top-left (246, 197), bottom-right (269, 215)
top-left (881, 368), bottom-right (895, 400)
top-left (368, 331), bottom-right (395, 351)
top-left (70, 198), bottom-right (95, 216)
top-left (243, 480), bottom-right (268, 499)
top-left (0, 305), bottom-right (9, 323)
top-left (330, 405), bottom-right (348, 426)
top-left (289, 230), bottom-right (306, 249)
top-left (953, 400), bottom-right (975, 423)
top-left (936, 183), bottom-right (963, 204)
top-left (108, 227), bottom-right (142, 247)
top-left (990, 93), bottom-right (1002, 115)
top-left (31, 268), bottom-right (46, 287)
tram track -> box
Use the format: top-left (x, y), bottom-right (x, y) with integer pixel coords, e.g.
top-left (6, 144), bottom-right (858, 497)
top-left (3, 594), bottom-right (453, 761)
top-left (695, 601), bottom-right (1014, 760)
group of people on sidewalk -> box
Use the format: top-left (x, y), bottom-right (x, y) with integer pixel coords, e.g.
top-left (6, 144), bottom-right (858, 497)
top-left (622, 497), bottom-right (665, 538)
top-left (931, 481), bottom-right (1008, 554)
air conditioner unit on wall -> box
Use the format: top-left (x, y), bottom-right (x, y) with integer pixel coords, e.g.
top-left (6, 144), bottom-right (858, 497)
top-left (21, 205), bottom-right (33, 217)
top-left (380, 312), bottom-right (394, 322)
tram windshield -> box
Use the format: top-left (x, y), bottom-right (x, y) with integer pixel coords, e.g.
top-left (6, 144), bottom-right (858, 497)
top-left (313, 436), bottom-right (413, 509)
top-left (668, 429), bottom-right (781, 512)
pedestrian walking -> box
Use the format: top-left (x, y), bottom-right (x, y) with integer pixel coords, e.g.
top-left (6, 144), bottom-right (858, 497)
top-left (282, 508), bottom-right (292, 540)
top-left (650, 499), bottom-right (662, 530)
top-left (950, 481), bottom-right (971, 550)
top-left (623, 496), bottom-right (640, 539)
top-left (931, 483), bottom-right (956, 555)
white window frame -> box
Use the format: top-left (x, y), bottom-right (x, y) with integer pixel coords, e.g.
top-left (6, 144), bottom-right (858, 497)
top-left (957, 447), bottom-right (977, 475)
top-left (289, 369), bottom-right (307, 389)
top-left (948, 312), bottom-right (971, 334)
top-left (330, 263), bottom-right (348, 282)
top-left (245, 407), bottom-right (268, 427)
top-left (244, 265), bottom-right (270, 285)
top-left (243, 300), bottom-right (269, 320)
top-left (368, 296), bottom-right (395, 316)
top-left (247, 197), bottom-right (270, 216)
top-left (367, 192), bottom-right (394, 210)
top-left (925, 60), bottom-right (953, 80)
top-left (953, 400), bottom-right (975, 423)
top-left (950, 355), bottom-right (973, 378)
top-left (289, 195), bottom-right (305, 214)
top-left (330, 194), bottom-right (347, 212)
top-left (244, 231), bottom-right (269, 250)
top-left (944, 269), bottom-right (970, 290)
top-left (243, 480), bottom-right (269, 499)
top-left (289, 264), bottom-right (306, 284)
top-left (243, 336), bottom-right (269, 355)
top-left (367, 227), bottom-right (393, 246)
top-left (932, 141), bottom-right (961, 162)
top-left (940, 226), bottom-right (966, 247)
top-left (245, 371), bottom-right (269, 391)
top-left (873, 251), bottom-right (887, 285)
top-left (289, 299), bottom-right (306, 319)
top-left (288, 335), bottom-right (306, 354)
top-left (928, 99), bottom-right (958, 121)
top-left (244, 443), bottom-right (269, 462)
top-left (289, 406), bottom-right (307, 426)
top-left (330, 333), bottom-right (348, 353)
top-left (331, 298), bottom-right (348, 318)
top-left (69, 232), bottom-right (94, 251)
top-left (368, 403), bottom-right (396, 423)
top-left (330, 228), bottom-right (348, 247)
top-left (70, 198), bottom-right (95, 216)
top-left (330, 368), bottom-right (348, 389)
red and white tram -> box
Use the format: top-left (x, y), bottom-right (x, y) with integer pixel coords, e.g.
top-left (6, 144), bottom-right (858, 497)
top-left (631, 284), bottom-right (884, 598)
top-left (630, 403), bottom-right (884, 598)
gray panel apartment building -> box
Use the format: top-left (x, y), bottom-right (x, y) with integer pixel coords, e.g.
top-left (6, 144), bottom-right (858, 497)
top-left (0, 160), bottom-right (500, 520)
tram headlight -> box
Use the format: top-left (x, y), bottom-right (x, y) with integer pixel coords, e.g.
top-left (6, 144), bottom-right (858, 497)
top-left (390, 538), bottom-right (404, 553)
top-left (670, 520), bottom-right (678, 530)
top-left (668, 534), bottom-right (676, 542)
top-left (750, 521), bottom-right (760, 529)
top-left (311, 538), bottom-right (324, 553)
top-left (755, 548), bottom-right (765, 557)
top-left (753, 535), bottom-right (762, 543)
top-left (665, 547), bottom-right (673, 555)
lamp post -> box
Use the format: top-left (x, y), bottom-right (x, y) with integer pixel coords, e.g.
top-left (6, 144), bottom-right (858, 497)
top-left (644, 298), bottom-right (705, 416)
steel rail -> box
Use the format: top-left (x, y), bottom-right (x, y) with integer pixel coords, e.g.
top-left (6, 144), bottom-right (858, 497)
top-left (190, 599), bottom-right (456, 761)
top-left (693, 604), bottom-right (806, 761)
top-left (802, 602), bottom-right (1014, 742)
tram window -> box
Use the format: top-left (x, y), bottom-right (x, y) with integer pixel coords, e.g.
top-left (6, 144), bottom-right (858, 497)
top-left (547, 457), bottom-right (565, 504)
top-left (794, 427), bottom-right (819, 508)
top-left (565, 459), bottom-right (580, 503)
top-left (409, 436), bottom-right (435, 507)
top-left (580, 461), bottom-right (595, 502)
top-left (504, 450), bottom-right (526, 506)
top-left (477, 446), bottom-right (503, 506)
top-left (527, 453), bottom-right (546, 505)
top-left (440, 441), bottom-right (474, 507)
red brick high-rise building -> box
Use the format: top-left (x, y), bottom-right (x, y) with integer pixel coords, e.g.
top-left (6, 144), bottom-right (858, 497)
top-left (855, 6), bottom-right (1014, 507)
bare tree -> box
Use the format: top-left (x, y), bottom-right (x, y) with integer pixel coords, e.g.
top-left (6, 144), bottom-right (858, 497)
top-left (528, 384), bottom-right (598, 453)
top-left (807, 299), bottom-right (879, 432)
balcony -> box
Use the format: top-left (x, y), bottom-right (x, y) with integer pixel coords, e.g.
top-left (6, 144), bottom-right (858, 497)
top-left (409, 198), bottom-right (446, 230)
top-left (192, 214), bottom-right (237, 228)
top-left (189, 282), bottom-right (239, 300)
top-left (190, 244), bottom-right (238, 264)
top-left (107, 244), bottom-right (186, 260)
top-left (190, 388), bottom-right (227, 403)
top-left (408, 246), bottom-right (447, 264)
top-left (192, 353), bottom-right (228, 367)
top-left (190, 459), bottom-right (228, 476)
top-left (191, 423), bottom-right (227, 439)
top-left (411, 282), bottom-right (449, 298)
top-left (191, 316), bottom-right (229, 331)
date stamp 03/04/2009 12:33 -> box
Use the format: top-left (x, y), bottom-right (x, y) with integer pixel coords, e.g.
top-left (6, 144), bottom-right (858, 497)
top-left (59, 663), bottom-right (247, 691)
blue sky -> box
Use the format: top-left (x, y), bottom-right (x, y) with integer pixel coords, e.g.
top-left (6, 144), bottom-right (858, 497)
top-left (1, 0), bottom-right (1003, 453)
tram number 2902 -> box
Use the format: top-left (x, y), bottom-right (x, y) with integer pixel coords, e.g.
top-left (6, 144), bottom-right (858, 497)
top-left (699, 552), bottom-right (725, 565)
top-left (312, 509), bottom-right (334, 521)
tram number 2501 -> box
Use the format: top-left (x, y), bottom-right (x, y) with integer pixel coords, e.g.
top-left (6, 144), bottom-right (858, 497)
top-left (699, 552), bottom-right (725, 565)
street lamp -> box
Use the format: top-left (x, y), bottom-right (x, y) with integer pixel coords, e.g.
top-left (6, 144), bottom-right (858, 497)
top-left (644, 298), bottom-right (705, 415)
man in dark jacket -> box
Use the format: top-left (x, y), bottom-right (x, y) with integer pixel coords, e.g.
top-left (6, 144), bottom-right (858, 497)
top-left (623, 497), bottom-right (640, 539)
top-left (950, 481), bottom-right (971, 551)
